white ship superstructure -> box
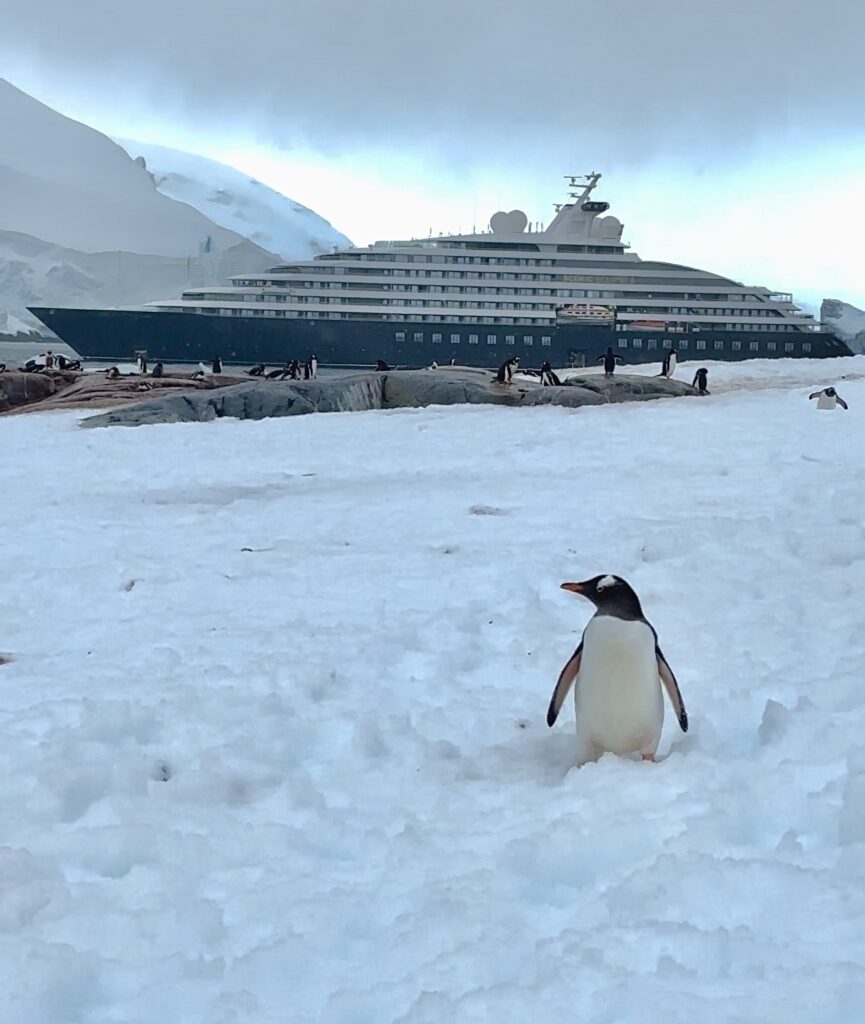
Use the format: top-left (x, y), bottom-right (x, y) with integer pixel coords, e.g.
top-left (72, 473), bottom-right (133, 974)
top-left (161, 173), bottom-right (820, 340)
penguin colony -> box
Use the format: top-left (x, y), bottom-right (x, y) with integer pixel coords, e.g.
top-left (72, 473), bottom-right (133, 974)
top-left (547, 575), bottom-right (688, 765)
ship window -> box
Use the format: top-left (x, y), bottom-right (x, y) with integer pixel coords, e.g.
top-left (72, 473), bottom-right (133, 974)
top-left (714, 340), bottom-right (724, 350)
top-left (749, 341), bottom-right (759, 351)
top-left (732, 340), bottom-right (741, 350)
top-left (523, 335), bottom-right (533, 346)
top-left (802, 342), bottom-right (812, 352)
top-left (541, 336), bottom-right (552, 346)
top-left (632, 338), bottom-right (642, 348)
top-left (431, 332), bottom-right (442, 343)
top-left (413, 332), bottom-right (423, 342)
top-left (487, 334), bottom-right (496, 344)
top-left (696, 340), bottom-right (706, 350)
top-left (451, 333), bottom-right (461, 344)
top-left (647, 339), bottom-right (657, 349)
top-left (767, 341), bottom-right (777, 351)
top-left (618, 339), bottom-right (628, 348)
top-left (505, 335), bottom-right (515, 345)
top-left (784, 342), bottom-right (794, 352)
top-left (679, 339), bottom-right (688, 349)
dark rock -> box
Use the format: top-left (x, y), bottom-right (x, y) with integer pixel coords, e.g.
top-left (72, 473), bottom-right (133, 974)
top-left (80, 367), bottom-right (697, 429)
top-left (0, 370), bottom-right (78, 414)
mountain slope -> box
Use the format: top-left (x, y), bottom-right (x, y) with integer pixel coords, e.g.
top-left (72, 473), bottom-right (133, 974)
top-left (0, 78), bottom-right (267, 258)
top-left (118, 140), bottom-right (352, 260)
top-left (821, 298), bottom-right (865, 355)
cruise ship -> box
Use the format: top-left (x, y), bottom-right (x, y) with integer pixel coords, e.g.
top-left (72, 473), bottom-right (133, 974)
top-left (29, 173), bottom-right (851, 366)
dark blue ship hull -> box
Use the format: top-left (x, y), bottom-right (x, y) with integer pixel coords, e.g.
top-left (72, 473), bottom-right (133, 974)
top-left (28, 307), bottom-right (853, 368)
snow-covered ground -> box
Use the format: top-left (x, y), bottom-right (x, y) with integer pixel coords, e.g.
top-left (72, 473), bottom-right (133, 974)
top-left (117, 140), bottom-right (351, 261)
top-left (2, 357), bottom-right (864, 1022)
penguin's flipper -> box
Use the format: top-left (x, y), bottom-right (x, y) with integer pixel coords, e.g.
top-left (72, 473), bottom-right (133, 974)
top-left (547, 642), bottom-right (583, 727)
top-left (838, 397), bottom-right (849, 410)
top-left (808, 391), bottom-right (820, 401)
top-left (656, 646), bottom-right (688, 732)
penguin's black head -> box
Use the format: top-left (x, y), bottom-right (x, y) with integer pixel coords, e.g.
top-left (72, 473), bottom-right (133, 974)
top-left (561, 574), bottom-right (645, 619)
top-left (825, 387), bottom-right (836, 397)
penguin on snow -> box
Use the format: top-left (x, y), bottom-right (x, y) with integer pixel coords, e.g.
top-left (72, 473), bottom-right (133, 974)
top-left (547, 574), bottom-right (688, 765)
top-left (692, 367), bottom-right (709, 395)
top-left (494, 355), bottom-right (520, 384)
top-left (136, 354), bottom-right (148, 374)
top-left (660, 346), bottom-right (678, 378)
top-left (809, 386), bottom-right (848, 410)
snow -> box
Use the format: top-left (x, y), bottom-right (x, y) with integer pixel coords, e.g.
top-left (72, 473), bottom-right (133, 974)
top-left (2, 356), bottom-right (865, 1022)
top-left (117, 140), bottom-right (352, 261)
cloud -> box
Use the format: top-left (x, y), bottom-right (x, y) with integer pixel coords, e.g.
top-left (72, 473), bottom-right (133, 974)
top-left (2, 0), bottom-right (864, 168)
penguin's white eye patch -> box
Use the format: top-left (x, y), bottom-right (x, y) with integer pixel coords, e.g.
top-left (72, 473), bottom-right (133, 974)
top-left (597, 575), bottom-right (619, 590)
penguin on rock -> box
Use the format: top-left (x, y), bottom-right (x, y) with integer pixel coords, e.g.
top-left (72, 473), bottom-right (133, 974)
top-left (660, 346), bottom-right (678, 378)
top-left (546, 574), bottom-right (688, 765)
top-left (494, 355), bottom-right (520, 384)
top-left (808, 386), bottom-right (848, 410)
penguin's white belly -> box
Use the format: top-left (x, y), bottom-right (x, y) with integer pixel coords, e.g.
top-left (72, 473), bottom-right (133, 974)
top-left (816, 394), bottom-right (836, 410)
top-left (574, 617), bottom-right (663, 757)
top-left (667, 355), bottom-right (677, 377)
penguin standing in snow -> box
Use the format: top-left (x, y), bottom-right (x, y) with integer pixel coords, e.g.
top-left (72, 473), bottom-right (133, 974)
top-left (809, 386), bottom-right (848, 410)
top-left (539, 361), bottom-right (561, 386)
top-left (595, 347), bottom-right (624, 375)
top-left (494, 356), bottom-right (520, 384)
top-left (547, 574), bottom-right (688, 765)
top-left (136, 354), bottom-right (148, 375)
top-left (660, 346), bottom-right (678, 378)
top-left (212, 355), bottom-right (223, 374)
top-left (692, 367), bottom-right (709, 395)
top-left (305, 354), bottom-right (318, 379)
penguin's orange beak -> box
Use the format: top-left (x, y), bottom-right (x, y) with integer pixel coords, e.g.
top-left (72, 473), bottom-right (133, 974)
top-left (560, 582), bottom-right (583, 594)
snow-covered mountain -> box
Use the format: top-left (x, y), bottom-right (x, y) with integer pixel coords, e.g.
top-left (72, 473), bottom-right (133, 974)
top-left (0, 78), bottom-right (349, 335)
top-left (821, 298), bottom-right (865, 354)
top-left (118, 140), bottom-right (351, 261)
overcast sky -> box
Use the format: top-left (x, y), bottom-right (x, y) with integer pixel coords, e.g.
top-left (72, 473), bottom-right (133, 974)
top-left (2, 0), bottom-right (864, 305)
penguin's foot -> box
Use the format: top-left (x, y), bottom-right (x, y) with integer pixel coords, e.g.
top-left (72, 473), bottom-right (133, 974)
top-left (641, 753), bottom-right (657, 762)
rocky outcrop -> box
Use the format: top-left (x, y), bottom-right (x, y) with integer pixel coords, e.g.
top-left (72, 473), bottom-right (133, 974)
top-left (80, 367), bottom-right (697, 429)
top-left (0, 370), bottom-right (77, 413)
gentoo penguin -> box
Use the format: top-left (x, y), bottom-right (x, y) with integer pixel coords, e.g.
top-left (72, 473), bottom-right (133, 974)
top-left (190, 369), bottom-right (206, 380)
top-left (660, 347), bottom-right (678, 378)
top-left (266, 364), bottom-right (286, 380)
top-left (809, 386), bottom-right (848, 410)
top-left (288, 358), bottom-right (301, 380)
top-left (136, 353), bottom-right (148, 374)
top-left (547, 574), bottom-right (688, 765)
top-left (540, 360), bottom-right (561, 386)
top-left (0, 363), bottom-right (6, 373)
top-left (376, 359), bottom-right (391, 371)
top-left (494, 355), bottom-right (520, 384)
top-left (692, 367), bottom-right (709, 395)
top-left (247, 363), bottom-right (266, 377)
top-left (212, 355), bottom-right (223, 374)
top-left (304, 354), bottom-right (318, 379)
top-left (105, 365), bottom-right (120, 380)
top-left (151, 361), bottom-right (164, 378)
top-left (595, 347), bottom-right (624, 375)
top-left (137, 381), bottom-right (152, 392)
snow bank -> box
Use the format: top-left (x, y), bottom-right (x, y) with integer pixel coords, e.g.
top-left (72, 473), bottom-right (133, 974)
top-left (118, 140), bottom-right (352, 261)
top-left (1, 357), bottom-right (864, 1021)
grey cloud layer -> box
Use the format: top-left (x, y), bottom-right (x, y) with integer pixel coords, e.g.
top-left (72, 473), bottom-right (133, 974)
top-left (2, 0), bottom-right (863, 161)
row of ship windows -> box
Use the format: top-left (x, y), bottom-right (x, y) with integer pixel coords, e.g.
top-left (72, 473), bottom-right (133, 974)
top-left (238, 272), bottom-right (735, 289)
top-left (394, 332), bottom-right (554, 346)
top-left (192, 308), bottom-right (555, 325)
top-left (322, 251), bottom-right (621, 266)
top-left (618, 338), bottom-right (810, 352)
